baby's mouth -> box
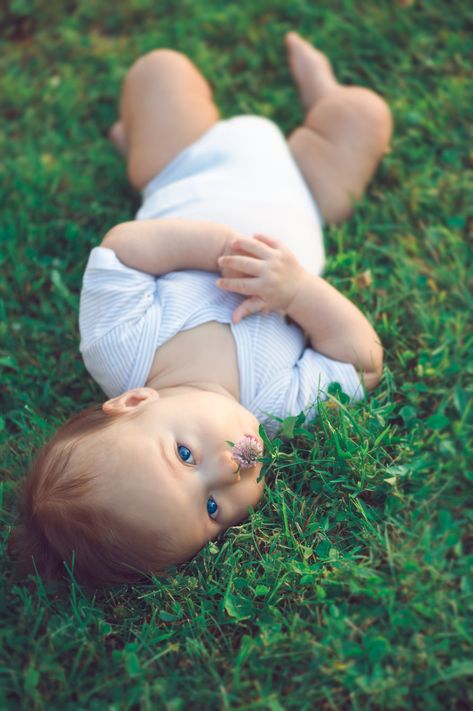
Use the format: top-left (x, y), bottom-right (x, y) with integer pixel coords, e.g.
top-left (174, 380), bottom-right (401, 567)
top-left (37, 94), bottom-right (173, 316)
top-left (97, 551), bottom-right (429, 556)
top-left (231, 435), bottom-right (264, 470)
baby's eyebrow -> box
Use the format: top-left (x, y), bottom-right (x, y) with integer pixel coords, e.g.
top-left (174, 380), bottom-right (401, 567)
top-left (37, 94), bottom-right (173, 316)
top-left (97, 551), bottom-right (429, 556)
top-left (157, 442), bottom-right (200, 503)
top-left (158, 441), bottom-right (193, 483)
top-left (159, 442), bottom-right (179, 476)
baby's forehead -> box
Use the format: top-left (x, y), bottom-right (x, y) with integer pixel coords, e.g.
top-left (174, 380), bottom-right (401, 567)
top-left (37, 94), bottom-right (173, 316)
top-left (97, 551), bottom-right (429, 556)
top-left (80, 428), bottom-right (190, 505)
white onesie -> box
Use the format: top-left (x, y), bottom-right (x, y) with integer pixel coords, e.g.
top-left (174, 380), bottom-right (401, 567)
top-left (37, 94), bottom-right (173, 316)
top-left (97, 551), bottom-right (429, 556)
top-left (80, 116), bottom-right (362, 435)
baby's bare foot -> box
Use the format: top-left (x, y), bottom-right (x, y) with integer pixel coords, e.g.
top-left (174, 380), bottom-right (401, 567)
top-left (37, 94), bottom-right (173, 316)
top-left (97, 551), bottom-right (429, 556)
top-left (285, 31), bottom-right (339, 111)
top-left (109, 121), bottom-right (128, 156)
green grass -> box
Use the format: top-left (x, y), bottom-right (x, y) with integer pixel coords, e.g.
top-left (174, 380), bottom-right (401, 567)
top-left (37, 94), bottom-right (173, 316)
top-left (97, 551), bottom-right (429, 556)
top-left (1, 0), bottom-right (472, 708)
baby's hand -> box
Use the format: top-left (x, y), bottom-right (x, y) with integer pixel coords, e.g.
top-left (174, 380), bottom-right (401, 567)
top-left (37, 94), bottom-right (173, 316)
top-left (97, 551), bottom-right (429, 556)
top-left (217, 234), bottom-right (306, 323)
top-left (218, 232), bottom-right (250, 280)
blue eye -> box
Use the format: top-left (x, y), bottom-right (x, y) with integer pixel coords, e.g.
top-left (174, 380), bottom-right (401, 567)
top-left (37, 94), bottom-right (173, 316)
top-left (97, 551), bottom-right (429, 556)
top-left (207, 496), bottom-right (218, 520)
top-left (176, 445), bottom-right (218, 520)
top-left (177, 444), bottom-right (195, 464)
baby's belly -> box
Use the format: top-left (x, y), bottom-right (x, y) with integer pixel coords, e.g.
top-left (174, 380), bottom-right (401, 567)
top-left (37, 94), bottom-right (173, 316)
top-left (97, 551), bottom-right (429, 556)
top-left (145, 321), bottom-right (240, 400)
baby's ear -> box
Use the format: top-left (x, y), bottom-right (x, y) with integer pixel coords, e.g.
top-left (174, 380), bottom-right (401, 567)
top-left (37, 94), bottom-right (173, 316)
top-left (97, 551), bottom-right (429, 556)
top-left (102, 387), bottom-right (159, 415)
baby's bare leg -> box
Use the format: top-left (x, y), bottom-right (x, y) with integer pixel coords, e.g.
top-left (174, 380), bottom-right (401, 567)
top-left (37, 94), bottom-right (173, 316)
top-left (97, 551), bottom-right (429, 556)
top-left (112, 49), bottom-right (220, 190)
top-left (286, 32), bottom-right (393, 225)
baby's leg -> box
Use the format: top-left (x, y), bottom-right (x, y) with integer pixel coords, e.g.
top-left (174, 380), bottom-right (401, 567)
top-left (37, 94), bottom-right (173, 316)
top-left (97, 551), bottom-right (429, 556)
top-left (111, 49), bottom-right (220, 190)
top-left (285, 32), bottom-right (393, 225)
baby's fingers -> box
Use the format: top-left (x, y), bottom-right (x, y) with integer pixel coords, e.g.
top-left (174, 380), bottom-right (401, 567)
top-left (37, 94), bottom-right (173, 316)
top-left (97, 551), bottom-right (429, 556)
top-left (230, 235), bottom-right (272, 259)
top-left (217, 276), bottom-right (259, 296)
top-left (218, 255), bottom-right (262, 276)
top-left (232, 296), bottom-right (266, 324)
top-left (253, 233), bottom-right (281, 249)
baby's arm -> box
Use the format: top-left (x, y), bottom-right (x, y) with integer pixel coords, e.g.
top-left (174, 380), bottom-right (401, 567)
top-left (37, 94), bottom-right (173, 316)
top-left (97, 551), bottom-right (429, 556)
top-left (101, 219), bottom-right (236, 275)
top-left (217, 234), bottom-right (383, 390)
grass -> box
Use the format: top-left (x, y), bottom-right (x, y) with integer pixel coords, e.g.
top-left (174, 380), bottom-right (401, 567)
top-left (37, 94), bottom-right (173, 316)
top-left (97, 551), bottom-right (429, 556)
top-left (1, 0), bottom-right (472, 708)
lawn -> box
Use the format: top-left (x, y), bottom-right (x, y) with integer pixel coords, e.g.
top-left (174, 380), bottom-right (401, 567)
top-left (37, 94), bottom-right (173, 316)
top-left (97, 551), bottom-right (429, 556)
top-left (1, 0), bottom-right (472, 708)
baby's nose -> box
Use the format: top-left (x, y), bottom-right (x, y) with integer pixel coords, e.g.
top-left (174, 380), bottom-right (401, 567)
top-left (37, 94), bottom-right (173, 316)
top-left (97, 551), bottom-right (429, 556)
top-left (216, 449), bottom-right (241, 483)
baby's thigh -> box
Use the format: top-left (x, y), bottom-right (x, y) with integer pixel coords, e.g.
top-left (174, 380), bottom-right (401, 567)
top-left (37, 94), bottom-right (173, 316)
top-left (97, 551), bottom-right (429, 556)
top-left (121, 49), bottom-right (220, 190)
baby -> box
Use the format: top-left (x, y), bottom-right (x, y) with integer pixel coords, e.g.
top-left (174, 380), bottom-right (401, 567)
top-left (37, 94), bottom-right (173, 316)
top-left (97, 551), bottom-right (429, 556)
top-left (10, 32), bottom-right (392, 588)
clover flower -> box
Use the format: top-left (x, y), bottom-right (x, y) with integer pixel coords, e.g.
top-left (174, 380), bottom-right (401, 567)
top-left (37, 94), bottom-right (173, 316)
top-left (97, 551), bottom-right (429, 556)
top-left (231, 435), bottom-right (263, 469)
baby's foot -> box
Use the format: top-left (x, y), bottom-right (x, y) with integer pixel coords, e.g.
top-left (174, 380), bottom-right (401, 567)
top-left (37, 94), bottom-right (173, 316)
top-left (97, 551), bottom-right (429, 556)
top-left (285, 31), bottom-right (339, 111)
top-left (109, 120), bottom-right (128, 156)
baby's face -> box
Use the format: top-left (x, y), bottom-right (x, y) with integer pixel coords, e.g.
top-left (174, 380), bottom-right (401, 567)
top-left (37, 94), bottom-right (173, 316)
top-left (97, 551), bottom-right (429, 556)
top-left (95, 388), bottom-right (265, 563)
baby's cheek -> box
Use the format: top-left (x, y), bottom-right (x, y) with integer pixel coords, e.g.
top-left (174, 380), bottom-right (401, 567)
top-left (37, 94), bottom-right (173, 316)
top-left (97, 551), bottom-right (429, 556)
top-left (248, 472), bottom-right (265, 508)
top-left (254, 480), bottom-right (265, 506)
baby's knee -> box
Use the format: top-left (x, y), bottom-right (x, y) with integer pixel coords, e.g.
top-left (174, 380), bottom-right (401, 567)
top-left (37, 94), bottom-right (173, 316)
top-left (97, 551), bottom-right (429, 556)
top-left (344, 87), bottom-right (393, 147)
top-left (124, 48), bottom-right (195, 89)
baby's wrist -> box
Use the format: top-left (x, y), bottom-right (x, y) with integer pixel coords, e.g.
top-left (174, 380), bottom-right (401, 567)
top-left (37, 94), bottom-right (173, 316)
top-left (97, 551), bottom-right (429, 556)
top-left (221, 228), bottom-right (239, 258)
top-left (283, 266), bottom-right (311, 316)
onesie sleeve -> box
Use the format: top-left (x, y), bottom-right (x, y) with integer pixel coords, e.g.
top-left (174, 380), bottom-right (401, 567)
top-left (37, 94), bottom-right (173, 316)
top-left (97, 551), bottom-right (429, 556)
top-left (287, 347), bottom-right (364, 416)
top-left (79, 246), bottom-right (160, 397)
top-left (250, 345), bottom-right (364, 436)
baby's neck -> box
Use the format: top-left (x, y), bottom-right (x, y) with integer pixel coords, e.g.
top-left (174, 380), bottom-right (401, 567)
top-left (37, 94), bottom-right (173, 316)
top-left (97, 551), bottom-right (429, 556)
top-left (146, 380), bottom-right (238, 402)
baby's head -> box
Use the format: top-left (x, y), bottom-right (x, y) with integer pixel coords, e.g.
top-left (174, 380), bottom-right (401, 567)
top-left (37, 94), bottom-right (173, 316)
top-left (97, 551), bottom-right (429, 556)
top-left (10, 387), bottom-right (265, 588)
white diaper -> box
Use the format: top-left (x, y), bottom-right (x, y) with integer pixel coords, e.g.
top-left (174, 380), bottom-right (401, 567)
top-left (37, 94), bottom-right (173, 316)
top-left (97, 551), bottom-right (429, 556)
top-left (136, 115), bottom-right (325, 275)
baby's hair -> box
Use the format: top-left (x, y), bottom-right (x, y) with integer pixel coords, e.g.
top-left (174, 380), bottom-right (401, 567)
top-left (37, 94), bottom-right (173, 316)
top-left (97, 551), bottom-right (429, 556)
top-left (8, 405), bottom-right (180, 589)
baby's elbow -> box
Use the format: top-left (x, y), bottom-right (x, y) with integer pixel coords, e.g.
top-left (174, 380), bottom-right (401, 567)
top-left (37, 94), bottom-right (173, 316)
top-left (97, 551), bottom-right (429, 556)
top-left (363, 367), bottom-right (382, 392)
top-left (101, 222), bottom-right (134, 249)
top-left (363, 343), bottom-right (384, 391)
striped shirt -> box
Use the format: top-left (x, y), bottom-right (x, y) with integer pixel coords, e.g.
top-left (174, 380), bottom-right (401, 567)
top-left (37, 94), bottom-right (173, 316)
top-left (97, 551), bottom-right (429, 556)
top-left (79, 247), bottom-right (362, 436)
